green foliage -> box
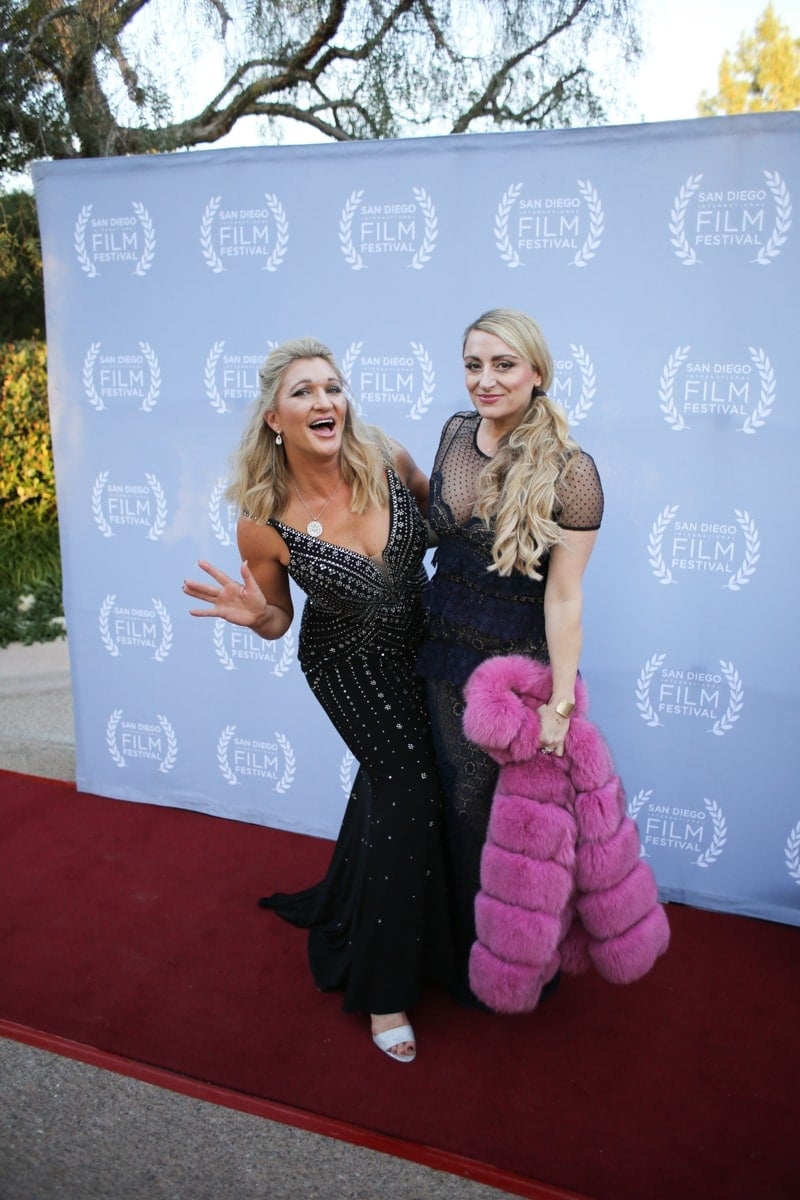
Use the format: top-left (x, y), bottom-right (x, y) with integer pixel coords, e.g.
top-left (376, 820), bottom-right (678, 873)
top-left (0, 0), bottom-right (72, 174)
top-left (0, 190), bottom-right (45, 340)
top-left (0, 339), bottom-right (54, 510)
top-left (699, 4), bottom-right (800, 116)
top-left (0, 336), bottom-right (63, 645)
top-left (0, 513), bottom-right (64, 646)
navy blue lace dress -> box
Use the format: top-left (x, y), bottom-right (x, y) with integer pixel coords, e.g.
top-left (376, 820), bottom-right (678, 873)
top-left (417, 411), bottom-right (604, 1002)
top-left (259, 467), bottom-right (454, 1014)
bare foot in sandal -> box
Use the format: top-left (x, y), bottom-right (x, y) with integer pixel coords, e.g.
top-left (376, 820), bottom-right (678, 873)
top-left (371, 1012), bottom-right (416, 1062)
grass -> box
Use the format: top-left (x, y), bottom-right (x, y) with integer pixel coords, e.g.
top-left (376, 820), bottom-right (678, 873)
top-left (0, 505), bottom-right (65, 647)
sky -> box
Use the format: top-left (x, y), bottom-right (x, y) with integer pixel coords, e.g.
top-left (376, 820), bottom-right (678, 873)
top-left (609, 0), bottom-right (800, 124)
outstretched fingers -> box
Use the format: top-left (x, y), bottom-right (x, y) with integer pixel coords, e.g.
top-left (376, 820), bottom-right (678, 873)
top-left (183, 559), bottom-right (236, 616)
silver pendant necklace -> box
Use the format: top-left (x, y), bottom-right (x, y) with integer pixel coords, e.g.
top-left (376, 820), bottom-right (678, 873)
top-left (291, 477), bottom-right (343, 537)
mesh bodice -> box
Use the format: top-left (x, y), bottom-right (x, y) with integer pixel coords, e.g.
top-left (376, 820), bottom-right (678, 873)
top-left (429, 410), bottom-right (604, 532)
top-left (418, 410), bottom-right (604, 685)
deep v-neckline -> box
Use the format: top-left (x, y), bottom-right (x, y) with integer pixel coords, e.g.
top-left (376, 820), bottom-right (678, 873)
top-left (271, 467), bottom-right (397, 573)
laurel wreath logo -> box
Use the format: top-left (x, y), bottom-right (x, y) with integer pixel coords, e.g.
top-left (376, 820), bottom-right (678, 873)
top-left (106, 712), bottom-right (174, 770)
top-left (263, 193), bottom-right (289, 272)
top-left (131, 202), bottom-right (155, 276)
top-left (636, 653), bottom-right (666, 726)
top-left (669, 174), bottom-right (703, 266)
top-left (217, 725), bottom-right (238, 784)
top-left (74, 202), bottom-right (154, 275)
top-left (724, 509), bottom-right (760, 592)
top-left (340, 339), bottom-right (363, 389)
top-left (784, 820), bottom-right (800, 885)
top-left (215, 724), bottom-right (293, 792)
top-left (91, 474), bottom-right (164, 539)
top-left (694, 797), bottom-right (727, 867)
top-left (213, 619), bottom-right (235, 671)
top-left (139, 341), bottom-right (161, 411)
top-left (409, 187), bottom-right (438, 269)
top-left (212, 617), bottom-right (294, 675)
top-left (106, 708), bottom-right (125, 767)
top-left (627, 789), bottom-right (652, 857)
top-left (99, 594), bottom-right (172, 659)
top-left (658, 346), bottom-right (691, 431)
top-left (274, 732), bottom-right (296, 793)
top-left (752, 170), bottom-right (792, 265)
top-left (271, 629), bottom-right (295, 677)
top-left (647, 505), bottom-right (680, 586)
top-left (739, 346), bottom-right (776, 435)
top-left (708, 661), bottom-right (744, 736)
top-left (340, 749), bottom-right (356, 795)
top-left (210, 478), bottom-right (233, 547)
top-left (152, 599), bottom-right (173, 663)
top-left (74, 204), bottom-right (98, 277)
top-left (91, 472), bottom-right (113, 537)
top-left (200, 197), bottom-right (224, 272)
top-left (494, 183), bottom-right (523, 268)
top-left (205, 340), bottom-right (266, 413)
top-left (145, 474), bottom-right (167, 541)
top-left (204, 341), bottom-right (227, 412)
top-left (83, 341), bottom-right (160, 411)
top-left (572, 181), bottom-right (604, 268)
top-left (156, 713), bottom-right (178, 772)
top-left (338, 341), bottom-right (363, 415)
top-left (83, 342), bottom-right (105, 410)
top-left (409, 342), bottom-right (435, 419)
top-left (340, 190), bottom-right (365, 270)
top-left (566, 344), bottom-right (596, 426)
top-left (99, 594), bottom-right (119, 656)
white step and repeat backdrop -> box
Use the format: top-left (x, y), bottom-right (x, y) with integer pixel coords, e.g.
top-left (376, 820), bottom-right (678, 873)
top-left (33, 113), bottom-right (799, 927)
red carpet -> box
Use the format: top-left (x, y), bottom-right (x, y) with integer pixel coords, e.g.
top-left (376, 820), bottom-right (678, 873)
top-left (0, 771), bottom-right (797, 1200)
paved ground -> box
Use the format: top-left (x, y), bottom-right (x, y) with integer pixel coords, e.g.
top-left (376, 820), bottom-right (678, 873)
top-left (0, 637), bottom-right (76, 782)
top-left (0, 638), bottom-right (523, 1200)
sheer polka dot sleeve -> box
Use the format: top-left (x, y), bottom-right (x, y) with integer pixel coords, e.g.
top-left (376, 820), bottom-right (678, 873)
top-left (557, 451), bottom-right (604, 531)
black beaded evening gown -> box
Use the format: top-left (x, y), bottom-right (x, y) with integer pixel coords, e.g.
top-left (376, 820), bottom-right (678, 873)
top-left (417, 411), bottom-right (604, 1003)
top-left (259, 467), bottom-right (455, 1014)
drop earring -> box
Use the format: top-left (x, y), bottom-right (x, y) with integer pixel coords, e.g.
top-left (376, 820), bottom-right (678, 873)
top-left (275, 433), bottom-right (283, 445)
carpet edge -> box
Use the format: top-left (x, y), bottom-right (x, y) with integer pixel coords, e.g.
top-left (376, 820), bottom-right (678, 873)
top-left (0, 1018), bottom-right (592, 1200)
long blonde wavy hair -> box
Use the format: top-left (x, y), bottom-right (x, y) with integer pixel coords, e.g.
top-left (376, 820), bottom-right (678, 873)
top-left (226, 337), bottom-right (391, 523)
top-left (467, 309), bottom-right (579, 578)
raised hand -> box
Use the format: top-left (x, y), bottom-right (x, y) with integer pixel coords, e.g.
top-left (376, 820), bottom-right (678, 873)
top-left (183, 559), bottom-right (267, 628)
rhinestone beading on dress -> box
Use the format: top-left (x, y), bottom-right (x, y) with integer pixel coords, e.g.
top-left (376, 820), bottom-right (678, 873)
top-left (270, 467), bottom-right (428, 678)
top-left (261, 465), bottom-right (456, 1014)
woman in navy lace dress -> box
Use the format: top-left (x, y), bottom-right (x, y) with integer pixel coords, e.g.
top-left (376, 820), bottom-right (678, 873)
top-left (184, 338), bottom-right (454, 1061)
top-left (417, 309), bottom-right (604, 1005)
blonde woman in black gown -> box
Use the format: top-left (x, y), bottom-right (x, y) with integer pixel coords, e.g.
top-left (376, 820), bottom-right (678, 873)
top-left (184, 337), bottom-right (454, 1062)
top-left (418, 309), bottom-right (604, 1006)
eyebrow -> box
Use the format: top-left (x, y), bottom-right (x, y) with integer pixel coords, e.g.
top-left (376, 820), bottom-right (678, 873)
top-left (288, 375), bottom-right (341, 387)
top-left (463, 353), bottom-right (520, 361)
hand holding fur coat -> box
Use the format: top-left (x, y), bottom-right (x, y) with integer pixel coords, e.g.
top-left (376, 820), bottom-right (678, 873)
top-left (462, 655), bottom-right (670, 1014)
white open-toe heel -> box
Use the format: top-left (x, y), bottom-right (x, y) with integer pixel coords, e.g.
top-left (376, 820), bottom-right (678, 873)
top-left (372, 1023), bottom-right (416, 1063)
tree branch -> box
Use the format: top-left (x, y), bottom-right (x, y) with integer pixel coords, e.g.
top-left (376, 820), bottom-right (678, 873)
top-left (5, 0), bottom-right (643, 167)
top-left (449, 0), bottom-right (593, 133)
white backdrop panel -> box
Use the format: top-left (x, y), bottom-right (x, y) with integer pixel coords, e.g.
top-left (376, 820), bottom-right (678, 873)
top-left (33, 113), bottom-right (800, 927)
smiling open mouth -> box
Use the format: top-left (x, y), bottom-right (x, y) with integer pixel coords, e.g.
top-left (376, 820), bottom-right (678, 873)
top-left (310, 418), bottom-right (335, 431)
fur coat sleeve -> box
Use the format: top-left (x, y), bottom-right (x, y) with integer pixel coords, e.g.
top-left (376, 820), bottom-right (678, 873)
top-left (462, 655), bottom-right (670, 1014)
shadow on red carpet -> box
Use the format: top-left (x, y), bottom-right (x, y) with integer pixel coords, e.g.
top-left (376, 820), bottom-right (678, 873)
top-left (0, 772), bottom-right (797, 1200)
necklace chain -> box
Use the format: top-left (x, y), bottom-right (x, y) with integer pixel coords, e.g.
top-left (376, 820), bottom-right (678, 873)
top-left (291, 477), bottom-right (343, 537)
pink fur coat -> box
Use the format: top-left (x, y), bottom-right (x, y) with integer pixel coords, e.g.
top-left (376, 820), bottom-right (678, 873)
top-left (462, 655), bottom-right (670, 1014)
